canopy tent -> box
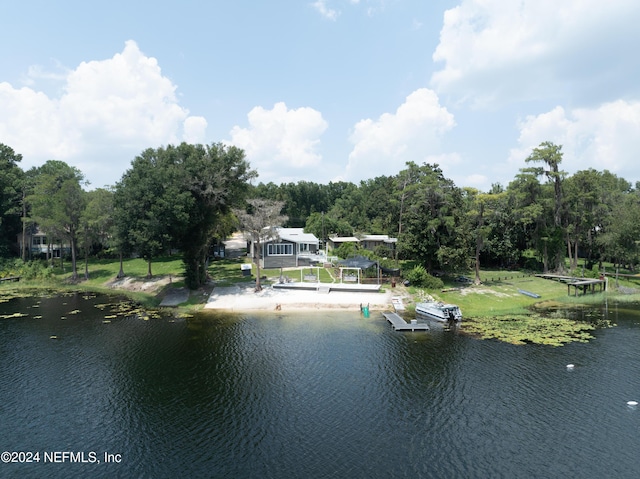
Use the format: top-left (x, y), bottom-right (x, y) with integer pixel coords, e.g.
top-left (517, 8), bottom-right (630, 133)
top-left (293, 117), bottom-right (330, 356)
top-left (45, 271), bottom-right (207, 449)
top-left (336, 256), bottom-right (377, 269)
top-left (336, 256), bottom-right (379, 284)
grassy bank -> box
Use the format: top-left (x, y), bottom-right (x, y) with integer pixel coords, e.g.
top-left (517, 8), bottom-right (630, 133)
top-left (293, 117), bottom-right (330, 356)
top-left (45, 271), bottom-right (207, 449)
top-left (0, 254), bottom-right (258, 309)
top-left (404, 271), bottom-right (640, 346)
top-left (1, 256), bottom-right (184, 307)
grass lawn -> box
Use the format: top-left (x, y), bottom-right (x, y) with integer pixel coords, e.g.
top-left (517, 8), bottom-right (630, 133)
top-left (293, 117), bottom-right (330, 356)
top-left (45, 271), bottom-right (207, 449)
top-left (65, 256), bottom-right (186, 286)
top-left (437, 273), bottom-right (569, 317)
top-left (406, 269), bottom-right (639, 346)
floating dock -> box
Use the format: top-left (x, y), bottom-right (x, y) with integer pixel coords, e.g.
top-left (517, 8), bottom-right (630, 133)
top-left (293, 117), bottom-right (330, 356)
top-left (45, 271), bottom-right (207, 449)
top-left (383, 312), bottom-right (429, 331)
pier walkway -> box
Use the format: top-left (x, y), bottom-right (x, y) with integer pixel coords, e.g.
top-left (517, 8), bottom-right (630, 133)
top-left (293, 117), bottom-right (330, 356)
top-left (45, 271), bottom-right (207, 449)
top-left (536, 273), bottom-right (607, 296)
top-left (383, 312), bottom-right (429, 331)
top-left (566, 278), bottom-right (606, 296)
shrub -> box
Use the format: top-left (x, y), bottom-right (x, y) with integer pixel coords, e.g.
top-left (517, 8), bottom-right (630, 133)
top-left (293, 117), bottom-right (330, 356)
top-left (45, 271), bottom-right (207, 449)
top-left (0, 259), bottom-right (54, 280)
top-left (334, 242), bottom-right (359, 259)
top-left (404, 264), bottom-right (444, 289)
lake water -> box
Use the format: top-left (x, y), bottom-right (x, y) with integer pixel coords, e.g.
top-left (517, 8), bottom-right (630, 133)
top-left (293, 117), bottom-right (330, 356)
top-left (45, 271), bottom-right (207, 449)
top-left (1, 292), bottom-right (640, 478)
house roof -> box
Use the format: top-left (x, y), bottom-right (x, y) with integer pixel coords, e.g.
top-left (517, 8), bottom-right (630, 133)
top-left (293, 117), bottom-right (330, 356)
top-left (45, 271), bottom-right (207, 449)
top-left (276, 227), bottom-right (319, 244)
top-left (328, 236), bottom-right (360, 243)
top-left (361, 234), bottom-right (397, 244)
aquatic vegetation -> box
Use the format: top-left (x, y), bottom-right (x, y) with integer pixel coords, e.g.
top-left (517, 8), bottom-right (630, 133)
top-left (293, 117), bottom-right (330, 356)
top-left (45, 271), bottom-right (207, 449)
top-left (0, 290), bottom-right (41, 302)
top-left (1, 288), bottom-right (174, 325)
top-left (462, 315), bottom-right (599, 346)
top-left (0, 312), bottom-right (29, 319)
top-left (94, 300), bottom-right (164, 321)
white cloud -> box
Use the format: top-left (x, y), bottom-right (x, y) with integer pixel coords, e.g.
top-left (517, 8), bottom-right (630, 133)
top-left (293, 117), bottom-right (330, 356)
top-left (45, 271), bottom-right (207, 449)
top-left (421, 152), bottom-right (485, 187)
top-left (0, 40), bottom-right (203, 188)
top-left (431, 0), bottom-right (640, 106)
top-left (183, 116), bottom-right (208, 144)
top-left (345, 88), bottom-right (455, 180)
top-left (25, 62), bottom-right (69, 86)
top-left (229, 102), bottom-right (328, 181)
top-left (61, 40), bottom-right (187, 145)
top-left (311, 0), bottom-right (387, 20)
top-left (508, 100), bottom-right (640, 183)
top-left (311, 0), bottom-right (340, 20)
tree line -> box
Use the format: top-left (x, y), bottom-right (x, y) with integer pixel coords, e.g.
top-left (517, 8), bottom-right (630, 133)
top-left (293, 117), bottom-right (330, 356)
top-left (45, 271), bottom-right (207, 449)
top-left (1, 141), bottom-right (639, 288)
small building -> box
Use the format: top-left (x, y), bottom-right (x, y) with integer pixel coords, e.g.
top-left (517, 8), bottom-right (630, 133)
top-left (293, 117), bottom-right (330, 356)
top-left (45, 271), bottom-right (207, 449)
top-left (328, 234), bottom-right (397, 255)
top-left (257, 228), bottom-right (321, 269)
top-left (360, 234), bottom-right (397, 254)
top-left (327, 236), bottom-right (360, 252)
top-left (16, 226), bottom-right (70, 259)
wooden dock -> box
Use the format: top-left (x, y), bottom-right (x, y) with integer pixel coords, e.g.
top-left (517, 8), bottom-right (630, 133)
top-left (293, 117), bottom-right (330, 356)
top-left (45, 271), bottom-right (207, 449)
top-left (536, 273), bottom-right (606, 296)
top-left (566, 278), bottom-right (606, 296)
top-left (383, 312), bottom-right (429, 331)
top-left (0, 276), bottom-right (20, 283)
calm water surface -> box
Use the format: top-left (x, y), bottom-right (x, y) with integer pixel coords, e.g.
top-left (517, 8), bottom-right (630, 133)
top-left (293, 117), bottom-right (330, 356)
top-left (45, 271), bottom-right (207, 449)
top-left (1, 292), bottom-right (640, 478)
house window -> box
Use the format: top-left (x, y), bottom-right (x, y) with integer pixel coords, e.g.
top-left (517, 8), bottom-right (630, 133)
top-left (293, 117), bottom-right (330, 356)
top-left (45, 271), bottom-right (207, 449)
top-left (299, 243), bottom-right (309, 252)
top-left (32, 236), bottom-right (48, 246)
top-left (268, 243), bottom-right (293, 256)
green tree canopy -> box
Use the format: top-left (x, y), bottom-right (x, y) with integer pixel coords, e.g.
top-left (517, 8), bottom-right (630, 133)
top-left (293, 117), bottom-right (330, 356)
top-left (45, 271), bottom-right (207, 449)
top-left (398, 163), bottom-right (469, 272)
top-left (27, 160), bottom-right (86, 279)
top-left (0, 144), bottom-right (24, 257)
top-left (114, 142), bottom-right (255, 288)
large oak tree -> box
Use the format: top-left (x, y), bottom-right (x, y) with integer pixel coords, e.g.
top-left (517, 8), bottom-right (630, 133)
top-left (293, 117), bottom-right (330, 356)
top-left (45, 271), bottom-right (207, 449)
top-left (114, 142), bottom-right (255, 288)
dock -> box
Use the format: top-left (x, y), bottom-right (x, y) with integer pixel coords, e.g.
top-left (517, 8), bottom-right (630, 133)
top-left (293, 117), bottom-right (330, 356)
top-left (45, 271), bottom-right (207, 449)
top-left (536, 274), bottom-right (606, 296)
top-left (566, 278), bottom-right (606, 296)
top-left (0, 276), bottom-right (20, 283)
top-left (383, 312), bottom-right (429, 331)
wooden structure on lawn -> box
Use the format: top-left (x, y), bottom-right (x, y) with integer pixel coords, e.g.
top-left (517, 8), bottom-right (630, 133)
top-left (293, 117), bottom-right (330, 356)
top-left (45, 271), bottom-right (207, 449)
top-left (536, 273), bottom-right (607, 296)
top-left (336, 256), bottom-right (380, 285)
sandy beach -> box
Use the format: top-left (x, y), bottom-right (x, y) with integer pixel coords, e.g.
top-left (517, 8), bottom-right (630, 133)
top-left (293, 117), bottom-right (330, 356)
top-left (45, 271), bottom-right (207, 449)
top-left (204, 283), bottom-right (398, 312)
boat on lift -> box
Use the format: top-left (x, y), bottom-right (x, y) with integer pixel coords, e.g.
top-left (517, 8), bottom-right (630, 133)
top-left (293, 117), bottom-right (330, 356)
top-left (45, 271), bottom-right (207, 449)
top-left (415, 301), bottom-right (462, 322)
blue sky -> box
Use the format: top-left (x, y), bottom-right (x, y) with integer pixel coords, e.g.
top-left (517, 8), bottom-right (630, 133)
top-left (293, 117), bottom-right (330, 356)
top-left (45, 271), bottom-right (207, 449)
top-left (2, 0), bottom-right (640, 192)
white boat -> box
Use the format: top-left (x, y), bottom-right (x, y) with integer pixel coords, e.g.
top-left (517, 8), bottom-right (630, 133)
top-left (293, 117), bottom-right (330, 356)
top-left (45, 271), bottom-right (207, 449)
top-left (415, 301), bottom-right (462, 322)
